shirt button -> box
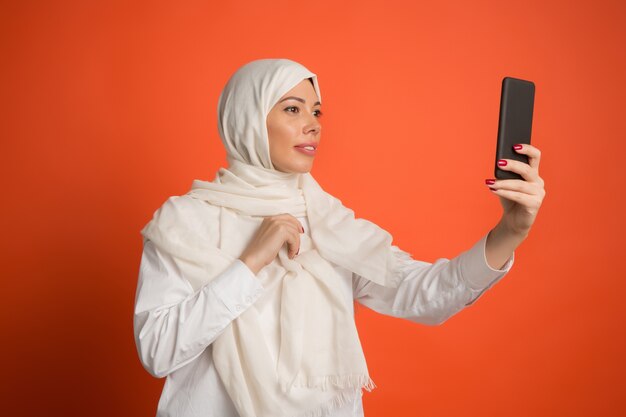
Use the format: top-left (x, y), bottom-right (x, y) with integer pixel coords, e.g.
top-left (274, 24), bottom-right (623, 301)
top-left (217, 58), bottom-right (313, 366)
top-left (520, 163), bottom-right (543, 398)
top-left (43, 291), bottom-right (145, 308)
top-left (245, 296), bottom-right (252, 303)
top-left (235, 304), bottom-right (243, 312)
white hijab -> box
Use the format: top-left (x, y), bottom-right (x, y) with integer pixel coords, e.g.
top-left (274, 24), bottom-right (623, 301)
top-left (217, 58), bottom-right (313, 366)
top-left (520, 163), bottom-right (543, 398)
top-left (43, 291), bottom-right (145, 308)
top-left (141, 58), bottom-right (411, 417)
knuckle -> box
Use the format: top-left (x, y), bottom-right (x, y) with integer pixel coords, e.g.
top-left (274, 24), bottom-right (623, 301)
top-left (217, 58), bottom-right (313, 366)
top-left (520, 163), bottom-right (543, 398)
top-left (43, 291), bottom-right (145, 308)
top-left (520, 182), bottom-right (531, 193)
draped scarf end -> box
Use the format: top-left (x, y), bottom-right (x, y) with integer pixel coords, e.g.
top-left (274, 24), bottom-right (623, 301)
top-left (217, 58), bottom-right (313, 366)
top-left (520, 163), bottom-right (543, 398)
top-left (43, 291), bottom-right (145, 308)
top-left (294, 386), bottom-right (367, 417)
top-left (282, 374), bottom-right (376, 393)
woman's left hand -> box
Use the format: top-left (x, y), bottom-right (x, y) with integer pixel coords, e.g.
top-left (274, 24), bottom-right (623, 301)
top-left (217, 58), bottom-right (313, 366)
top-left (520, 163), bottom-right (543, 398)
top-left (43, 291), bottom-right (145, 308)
top-left (485, 144), bottom-right (546, 236)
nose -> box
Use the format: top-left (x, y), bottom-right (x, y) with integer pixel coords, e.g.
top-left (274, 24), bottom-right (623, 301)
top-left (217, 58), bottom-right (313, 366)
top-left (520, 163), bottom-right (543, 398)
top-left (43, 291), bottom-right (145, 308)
top-left (304, 113), bottom-right (321, 135)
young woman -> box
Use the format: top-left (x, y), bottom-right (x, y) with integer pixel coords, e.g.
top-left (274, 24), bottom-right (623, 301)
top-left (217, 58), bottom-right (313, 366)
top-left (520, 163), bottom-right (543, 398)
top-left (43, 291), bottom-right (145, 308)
top-left (134, 59), bottom-right (545, 417)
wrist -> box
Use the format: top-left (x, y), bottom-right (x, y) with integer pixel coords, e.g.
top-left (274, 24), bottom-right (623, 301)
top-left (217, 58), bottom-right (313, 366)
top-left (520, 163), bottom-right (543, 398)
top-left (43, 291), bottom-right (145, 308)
top-left (492, 220), bottom-right (528, 250)
top-left (498, 218), bottom-right (530, 242)
top-left (239, 255), bottom-right (262, 276)
top-left (485, 222), bottom-right (524, 270)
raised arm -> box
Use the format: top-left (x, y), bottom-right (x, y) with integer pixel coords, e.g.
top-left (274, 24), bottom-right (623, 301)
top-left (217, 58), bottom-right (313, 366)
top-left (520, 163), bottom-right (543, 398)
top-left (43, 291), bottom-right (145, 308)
top-left (352, 232), bottom-right (514, 325)
top-left (133, 239), bottom-right (264, 378)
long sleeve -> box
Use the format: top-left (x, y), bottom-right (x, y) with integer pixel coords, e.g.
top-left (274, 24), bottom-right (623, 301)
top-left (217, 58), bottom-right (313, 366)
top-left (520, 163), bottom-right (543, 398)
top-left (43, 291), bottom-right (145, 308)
top-left (133, 239), bottom-right (264, 378)
top-left (352, 232), bottom-right (514, 325)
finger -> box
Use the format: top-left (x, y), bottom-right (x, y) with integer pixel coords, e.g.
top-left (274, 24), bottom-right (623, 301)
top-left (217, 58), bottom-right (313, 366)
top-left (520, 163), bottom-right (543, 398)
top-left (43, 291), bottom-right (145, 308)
top-left (497, 159), bottom-right (539, 182)
top-left (276, 213), bottom-right (301, 223)
top-left (486, 178), bottom-right (541, 196)
top-left (290, 217), bottom-right (305, 233)
top-left (275, 214), bottom-right (304, 233)
top-left (272, 218), bottom-right (302, 234)
top-left (513, 143), bottom-right (541, 170)
top-left (284, 229), bottom-right (301, 258)
top-left (489, 187), bottom-right (543, 209)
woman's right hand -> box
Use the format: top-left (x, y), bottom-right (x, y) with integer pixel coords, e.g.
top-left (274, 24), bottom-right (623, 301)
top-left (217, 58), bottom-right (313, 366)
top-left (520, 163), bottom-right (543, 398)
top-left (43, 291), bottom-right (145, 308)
top-left (238, 214), bottom-right (303, 275)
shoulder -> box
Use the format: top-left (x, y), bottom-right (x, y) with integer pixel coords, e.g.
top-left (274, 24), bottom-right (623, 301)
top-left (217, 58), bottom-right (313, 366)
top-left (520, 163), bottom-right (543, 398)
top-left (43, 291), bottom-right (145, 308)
top-left (142, 194), bottom-right (221, 241)
top-left (154, 194), bottom-right (220, 221)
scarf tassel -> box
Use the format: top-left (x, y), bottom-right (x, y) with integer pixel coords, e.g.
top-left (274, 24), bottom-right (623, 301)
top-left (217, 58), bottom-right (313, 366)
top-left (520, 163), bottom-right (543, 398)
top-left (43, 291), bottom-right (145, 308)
top-left (294, 384), bottom-right (371, 417)
top-left (287, 374), bottom-right (377, 392)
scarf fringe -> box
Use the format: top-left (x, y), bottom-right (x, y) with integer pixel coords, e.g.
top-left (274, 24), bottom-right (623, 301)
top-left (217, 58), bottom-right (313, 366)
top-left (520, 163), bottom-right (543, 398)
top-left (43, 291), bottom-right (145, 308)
top-left (287, 374), bottom-right (376, 392)
top-left (293, 388), bottom-right (361, 417)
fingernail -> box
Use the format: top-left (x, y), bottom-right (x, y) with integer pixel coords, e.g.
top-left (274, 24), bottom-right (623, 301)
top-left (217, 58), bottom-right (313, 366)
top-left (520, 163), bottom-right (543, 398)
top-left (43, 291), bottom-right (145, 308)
top-left (485, 179), bottom-right (495, 185)
top-left (497, 160), bottom-right (507, 166)
top-left (513, 144), bottom-right (523, 150)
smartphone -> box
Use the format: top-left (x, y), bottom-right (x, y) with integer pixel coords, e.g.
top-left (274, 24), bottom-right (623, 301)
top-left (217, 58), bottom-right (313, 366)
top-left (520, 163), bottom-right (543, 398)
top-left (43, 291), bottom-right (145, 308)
top-left (495, 77), bottom-right (535, 180)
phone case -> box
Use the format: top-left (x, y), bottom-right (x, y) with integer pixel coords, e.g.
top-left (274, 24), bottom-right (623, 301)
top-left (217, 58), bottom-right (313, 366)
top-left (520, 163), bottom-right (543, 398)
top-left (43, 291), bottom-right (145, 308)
top-left (495, 77), bottom-right (535, 180)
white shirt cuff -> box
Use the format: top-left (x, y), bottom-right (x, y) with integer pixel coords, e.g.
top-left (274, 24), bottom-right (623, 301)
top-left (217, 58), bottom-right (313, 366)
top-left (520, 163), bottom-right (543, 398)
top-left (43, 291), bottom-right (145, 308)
top-left (209, 259), bottom-right (264, 316)
top-left (460, 232), bottom-right (515, 290)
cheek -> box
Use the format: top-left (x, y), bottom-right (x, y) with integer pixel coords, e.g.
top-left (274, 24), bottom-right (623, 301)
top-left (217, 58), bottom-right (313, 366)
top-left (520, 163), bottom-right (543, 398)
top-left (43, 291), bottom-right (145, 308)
top-left (268, 119), bottom-right (297, 149)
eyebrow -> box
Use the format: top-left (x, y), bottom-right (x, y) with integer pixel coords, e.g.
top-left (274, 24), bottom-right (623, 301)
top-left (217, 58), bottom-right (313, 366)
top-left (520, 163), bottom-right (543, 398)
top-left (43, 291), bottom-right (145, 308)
top-left (278, 96), bottom-right (321, 106)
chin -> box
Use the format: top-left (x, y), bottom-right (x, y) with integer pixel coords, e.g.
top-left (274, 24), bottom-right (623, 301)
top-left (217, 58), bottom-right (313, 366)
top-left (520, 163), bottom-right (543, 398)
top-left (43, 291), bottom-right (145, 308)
top-left (276, 161), bottom-right (314, 174)
top-left (288, 165), bottom-right (313, 174)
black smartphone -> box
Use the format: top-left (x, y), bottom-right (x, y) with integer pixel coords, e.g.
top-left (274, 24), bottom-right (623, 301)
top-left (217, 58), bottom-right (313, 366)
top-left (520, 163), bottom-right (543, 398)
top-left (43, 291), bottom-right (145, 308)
top-left (495, 77), bottom-right (535, 180)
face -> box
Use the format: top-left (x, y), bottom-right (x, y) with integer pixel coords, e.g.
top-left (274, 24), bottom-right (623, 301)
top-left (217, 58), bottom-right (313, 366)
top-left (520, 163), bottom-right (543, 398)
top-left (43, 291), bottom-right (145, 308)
top-left (266, 79), bottom-right (322, 173)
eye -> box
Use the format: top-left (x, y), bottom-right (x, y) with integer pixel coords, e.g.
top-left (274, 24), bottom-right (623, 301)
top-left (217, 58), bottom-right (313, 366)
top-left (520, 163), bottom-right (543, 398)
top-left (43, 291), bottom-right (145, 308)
top-left (283, 106), bottom-right (323, 117)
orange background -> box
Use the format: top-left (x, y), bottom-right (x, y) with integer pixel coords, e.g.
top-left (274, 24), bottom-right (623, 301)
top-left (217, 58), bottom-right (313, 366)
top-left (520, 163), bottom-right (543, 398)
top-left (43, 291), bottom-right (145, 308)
top-left (2, 1), bottom-right (625, 416)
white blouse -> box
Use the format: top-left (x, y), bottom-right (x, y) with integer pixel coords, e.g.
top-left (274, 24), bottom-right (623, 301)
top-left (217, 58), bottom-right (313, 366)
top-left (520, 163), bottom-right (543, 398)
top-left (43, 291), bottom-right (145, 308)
top-left (133, 216), bottom-right (514, 417)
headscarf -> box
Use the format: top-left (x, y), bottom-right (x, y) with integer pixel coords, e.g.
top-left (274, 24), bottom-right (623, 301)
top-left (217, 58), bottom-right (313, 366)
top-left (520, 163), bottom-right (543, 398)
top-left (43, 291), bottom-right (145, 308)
top-left (141, 58), bottom-right (412, 417)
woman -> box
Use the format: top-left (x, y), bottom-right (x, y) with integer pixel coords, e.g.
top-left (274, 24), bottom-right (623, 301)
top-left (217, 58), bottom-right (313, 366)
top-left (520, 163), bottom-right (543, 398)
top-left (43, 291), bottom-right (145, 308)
top-left (134, 59), bottom-right (545, 417)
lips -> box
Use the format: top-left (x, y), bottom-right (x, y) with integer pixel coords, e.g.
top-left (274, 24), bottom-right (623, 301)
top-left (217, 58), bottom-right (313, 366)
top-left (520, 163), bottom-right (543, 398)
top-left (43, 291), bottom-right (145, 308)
top-left (295, 142), bottom-right (318, 150)
top-left (294, 142), bottom-right (318, 156)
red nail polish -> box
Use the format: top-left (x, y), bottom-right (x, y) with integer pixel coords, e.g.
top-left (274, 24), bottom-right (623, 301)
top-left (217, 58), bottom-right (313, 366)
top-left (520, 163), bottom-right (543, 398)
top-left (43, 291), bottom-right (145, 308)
top-left (485, 179), bottom-right (495, 185)
top-left (497, 160), bottom-right (507, 166)
top-left (513, 144), bottom-right (523, 150)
